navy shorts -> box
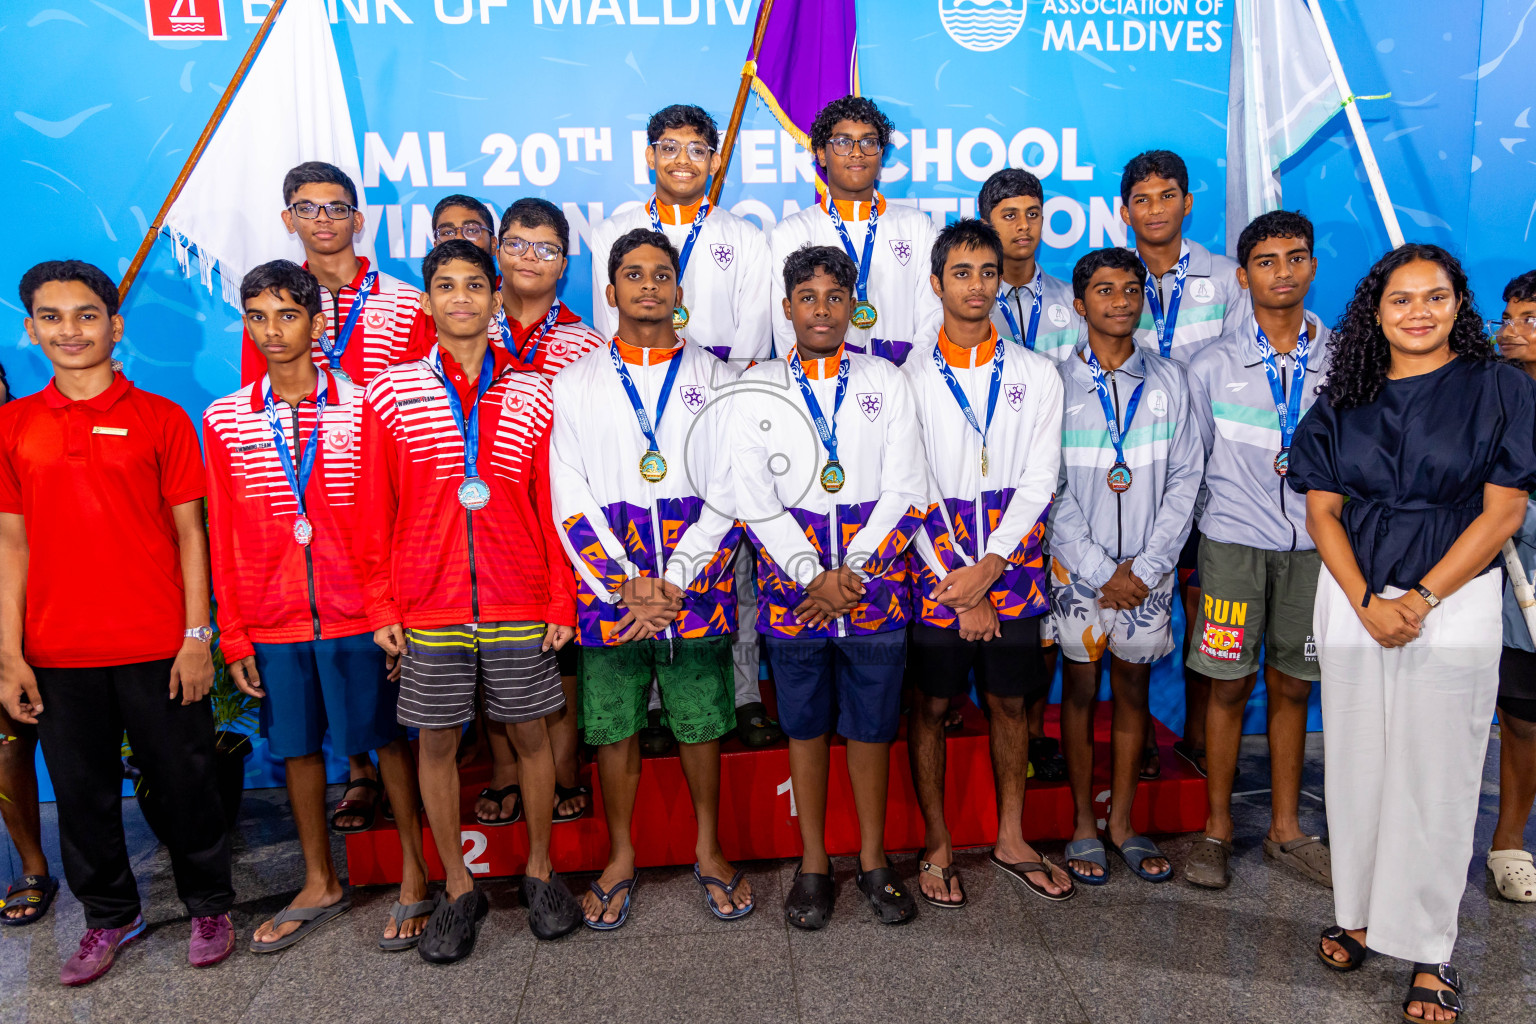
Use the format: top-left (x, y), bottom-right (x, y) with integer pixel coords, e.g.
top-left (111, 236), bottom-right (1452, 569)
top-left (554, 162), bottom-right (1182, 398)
top-left (765, 630), bottom-right (907, 743)
top-left (253, 634), bottom-right (402, 759)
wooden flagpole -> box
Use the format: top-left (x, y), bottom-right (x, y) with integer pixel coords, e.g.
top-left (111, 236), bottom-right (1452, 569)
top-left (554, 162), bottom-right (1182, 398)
top-left (708, 0), bottom-right (777, 208)
top-left (117, 0), bottom-right (289, 303)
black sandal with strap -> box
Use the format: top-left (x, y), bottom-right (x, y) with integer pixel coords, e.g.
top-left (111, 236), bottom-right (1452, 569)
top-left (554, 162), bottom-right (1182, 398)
top-left (1317, 925), bottom-right (1369, 972)
top-left (552, 781), bottom-right (591, 823)
top-left (474, 784), bottom-right (523, 828)
top-left (1403, 963), bottom-right (1463, 1023)
top-left (0, 874), bottom-right (59, 927)
top-left (329, 776), bottom-right (383, 834)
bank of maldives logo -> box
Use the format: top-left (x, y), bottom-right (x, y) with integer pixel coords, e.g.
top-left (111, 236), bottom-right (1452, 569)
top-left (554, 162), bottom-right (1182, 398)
top-left (145, 0), bottom-right (227, 42)
top-left (939, 0), bottom-right (1027, 53)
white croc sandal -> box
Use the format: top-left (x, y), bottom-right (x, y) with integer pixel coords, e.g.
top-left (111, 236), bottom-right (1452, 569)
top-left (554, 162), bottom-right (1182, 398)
top-left (1488, 849), bottom-right (1536, 902)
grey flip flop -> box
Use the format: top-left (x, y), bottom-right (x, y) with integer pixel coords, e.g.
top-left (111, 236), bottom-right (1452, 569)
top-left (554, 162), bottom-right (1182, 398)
top-left (249, 897), bottom-right (352, 954)
top-left (379, 897), bottom-right (437, 952)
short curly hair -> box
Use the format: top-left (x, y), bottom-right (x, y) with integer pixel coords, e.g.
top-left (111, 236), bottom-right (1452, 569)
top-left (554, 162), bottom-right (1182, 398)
top-left (809, 95), bottom-right (895, 155)
top-left (782, 244), bottom-right (858, 297)
top-left (1319, 243), bottom-right (1491, 410)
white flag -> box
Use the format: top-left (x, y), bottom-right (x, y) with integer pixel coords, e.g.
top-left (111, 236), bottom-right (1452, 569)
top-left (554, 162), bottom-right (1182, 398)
top-left (163, 0), bottom-right (370, 307)
top-left (1225, 0), bottom-right (1347, 252)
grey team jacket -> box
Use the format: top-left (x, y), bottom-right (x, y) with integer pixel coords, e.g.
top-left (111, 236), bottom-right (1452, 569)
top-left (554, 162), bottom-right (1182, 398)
top-left (1185, 311), bottom-right (1334, 553)
top-left (1050, 338), bottom-right (1204, 589)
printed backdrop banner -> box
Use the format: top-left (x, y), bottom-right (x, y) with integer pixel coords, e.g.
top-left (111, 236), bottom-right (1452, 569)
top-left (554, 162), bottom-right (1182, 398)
top-left (4, 0), bottom-right (1534, 761)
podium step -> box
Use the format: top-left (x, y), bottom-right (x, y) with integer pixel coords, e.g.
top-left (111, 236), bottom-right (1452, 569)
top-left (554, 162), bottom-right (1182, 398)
top-left (343, 703), bottom-right (1207, 886)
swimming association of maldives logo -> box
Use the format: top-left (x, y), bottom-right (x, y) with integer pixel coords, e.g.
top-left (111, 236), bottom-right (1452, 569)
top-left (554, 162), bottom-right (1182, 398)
top-left (145, 0), bottom-right (227, 42)
top-left (939, 0), bottom-right (1027, 53)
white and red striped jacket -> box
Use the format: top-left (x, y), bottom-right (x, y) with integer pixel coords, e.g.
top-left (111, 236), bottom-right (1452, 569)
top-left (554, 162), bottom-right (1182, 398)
top-left (403, 299), bottom-right (605, 378)
top-left (204, 370), bottom-right (369, 662)
top-left (240, 258), bottom-right (420, 387)
top-left (358, 343), bottom-right (577, 631)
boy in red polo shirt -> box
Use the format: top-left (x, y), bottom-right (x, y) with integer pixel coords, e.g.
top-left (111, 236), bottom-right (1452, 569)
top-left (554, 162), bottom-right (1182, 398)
top-left (0, 261), bottom-right (235, 984)
top-left (360, 241), bottom-right (581, 959)
top-left (263, 161), bottom-right (422, 834)
top-left (206, 260), bottom-right (431, 954)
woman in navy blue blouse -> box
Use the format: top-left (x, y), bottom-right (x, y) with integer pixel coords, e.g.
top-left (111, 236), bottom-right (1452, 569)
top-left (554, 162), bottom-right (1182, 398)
top-left (1288, 244), bottom-right (1536, 1023)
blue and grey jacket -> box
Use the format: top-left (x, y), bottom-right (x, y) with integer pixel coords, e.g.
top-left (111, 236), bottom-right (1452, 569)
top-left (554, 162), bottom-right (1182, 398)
top-left (1050, 338), bottom-right (1204, 588)
top-left (1186, 311), bottom-right (1334, 552)
top-left (1131, 238), bottom-right (1250, 367)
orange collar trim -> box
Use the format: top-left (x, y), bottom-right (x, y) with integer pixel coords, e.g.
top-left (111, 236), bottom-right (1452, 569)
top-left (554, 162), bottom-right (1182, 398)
top-left (936, 325), bottom-right (999, 368)
top-left (614, 336), bottom-right (684, 365)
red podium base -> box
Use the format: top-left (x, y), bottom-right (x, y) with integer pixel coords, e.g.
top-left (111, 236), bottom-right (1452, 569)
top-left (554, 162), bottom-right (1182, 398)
top-left (343, 704), bottom-right (1207, 885)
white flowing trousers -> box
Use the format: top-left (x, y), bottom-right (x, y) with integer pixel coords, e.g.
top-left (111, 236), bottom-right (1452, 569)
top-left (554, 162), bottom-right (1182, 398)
top-left (1315, 567), bottom-right (1501, 965)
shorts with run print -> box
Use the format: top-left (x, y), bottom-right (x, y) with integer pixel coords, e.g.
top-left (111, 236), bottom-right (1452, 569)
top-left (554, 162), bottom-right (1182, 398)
top-left (1048, 559), bottom-right (1177, 666)
top-left (579, 636), bottom-right (734, 746)
top-left (397, 621), bottom-right (564, 729)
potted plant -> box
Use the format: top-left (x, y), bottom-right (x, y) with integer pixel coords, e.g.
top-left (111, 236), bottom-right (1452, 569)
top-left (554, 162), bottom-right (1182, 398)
top-left (125, 601), bottom-right (257, 838)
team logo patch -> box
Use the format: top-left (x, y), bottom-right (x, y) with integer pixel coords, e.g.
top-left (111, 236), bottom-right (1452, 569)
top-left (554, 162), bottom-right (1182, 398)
top-left (324, 426), bottom-right (353, 454)
top-left (680, 384), bottom-right (706, 414)
top-left (1189, 279), bottom-right (1216, 304)
top-left (856, 392), bottom-right (883, 421)
top-left (363, 309), bottom-right (389, 331)
top-left (1148, 389), bottom-right (1168, 417)
top-left (889, 240), bottom-right (912, 266)
top-left (503, 389), bottom-right (528, 414)
top-left (1047, 303), bottom-right (1070, 328)
top-left (1005, 382), bottom-right (1027, 410)
top-left (711, 243), bottom-right (734, 270)
top-left (547, 338), bottom-right (567, 357)
top-left (1200, 622), bottom-right (1244, 662)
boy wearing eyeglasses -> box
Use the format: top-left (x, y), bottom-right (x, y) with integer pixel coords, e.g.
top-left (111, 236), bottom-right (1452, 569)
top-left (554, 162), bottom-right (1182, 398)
top-left (265, 161), bottom-right (424, 837)
top-left (405, 195), bottom-right (501, 357)
top-left (590, 104), bottom-right (780, 749)
top-left (590, 104), bottom-right (772, 367)
top-left (769, 96), bottom-right (942, 368)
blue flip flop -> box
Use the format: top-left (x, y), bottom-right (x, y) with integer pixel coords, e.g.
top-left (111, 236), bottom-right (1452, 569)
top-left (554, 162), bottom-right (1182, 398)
top-left (1064, 839), bottom-right (1110, 886)
top-left (584, 874), bottom-right (637, 931)
top-left (1109, 835), bottom-right (1173, 883)
top-left (693, 864), bottom-right (754, 921)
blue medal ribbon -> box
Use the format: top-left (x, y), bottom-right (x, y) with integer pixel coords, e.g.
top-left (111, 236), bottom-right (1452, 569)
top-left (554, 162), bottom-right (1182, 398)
top-left (321, 269), bottom-right (377, 373)
top-left (1253, 322), bottom-right (1311, 453)
top-left (825, 195), bottom-right (880, 309)
top-left (496, 301), bottom-right (561, 366)
top-left (609, 341), bottom-right (685, 456)
top-left (1086, 348), bottom-right (1144, 480)
top-left (649, 198), bottom-right (710, 282)
top-left (1138, 247), bottom-right (1188, 358)
top-left (435, 346), bottom-right (495, 480)
top-left (264, 375), bottom-right (329, 519)
top-left (932, 334), bottom-right (1003, 462)
top-left (996, 268), bottom-right (1046, 350)
top-left (788, 348), bottom-right (850, 464)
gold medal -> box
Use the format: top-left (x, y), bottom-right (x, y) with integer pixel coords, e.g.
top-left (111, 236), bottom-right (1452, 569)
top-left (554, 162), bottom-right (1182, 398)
top-left (820, 460), bottom-right (846, 493)
top-left (850, 300), bottom-right (878, 330)
top-left (672, 305), bottom-right (690, 330)
top-left (639, 449), bottom-right (668, 483)
top-left (981, 445), bottom-right (989, 478)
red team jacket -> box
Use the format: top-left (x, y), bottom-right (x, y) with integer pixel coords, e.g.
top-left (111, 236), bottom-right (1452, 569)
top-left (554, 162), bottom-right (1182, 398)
top-left (204, 370), bottom-right (370, 661)
top-left (358, 343), bottom-right (577, 631)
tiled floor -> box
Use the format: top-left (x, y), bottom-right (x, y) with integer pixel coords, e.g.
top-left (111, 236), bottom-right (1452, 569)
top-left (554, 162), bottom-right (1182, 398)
top-left (1, 734), bottom-right (1533, 1024)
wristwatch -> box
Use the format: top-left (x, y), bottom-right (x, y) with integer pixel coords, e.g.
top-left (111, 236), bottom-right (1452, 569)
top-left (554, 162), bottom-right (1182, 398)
top-left (184, 626), bottom-right (214, 643)
top-left (1412, 584), bottom-right (1441, 610)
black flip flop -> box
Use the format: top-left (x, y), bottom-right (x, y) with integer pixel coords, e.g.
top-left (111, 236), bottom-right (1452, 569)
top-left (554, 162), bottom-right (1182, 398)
top-left (918, 860), bottom-right (966, 909)
top-left (1172, 739), bottom-right (1208, 779)
top-left (855, 866), bottom-right (917, 925)
top-left (784, 865), bottom-right (834, 930)
top-left (989, 853), bottom-right (1076, 902)
top-left (0, 874), bottom-right (59, 927)
top-left (418, 888), bottom-right (488, 965)
top-left (1140, 743), bottom-right (1162, 780)
top-left (474, 784), bottom-right (523, 828)
top-left (552, 782), bottom-right (591, 823)
top-left (329, 776), bottom-right (383, 834)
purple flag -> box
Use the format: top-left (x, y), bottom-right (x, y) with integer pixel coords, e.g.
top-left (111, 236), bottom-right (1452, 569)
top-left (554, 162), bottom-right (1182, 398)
top-left (748, 0), bottom-right (859, 149)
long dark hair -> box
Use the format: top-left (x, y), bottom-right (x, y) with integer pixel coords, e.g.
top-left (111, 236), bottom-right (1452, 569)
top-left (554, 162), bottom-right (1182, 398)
top-left (1319, 243), bottom-right (1491, 409)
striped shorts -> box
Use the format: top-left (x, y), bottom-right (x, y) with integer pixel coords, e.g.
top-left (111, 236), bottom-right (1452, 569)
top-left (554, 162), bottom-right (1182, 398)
top-left (397, 622), bottom-right (563, 729)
